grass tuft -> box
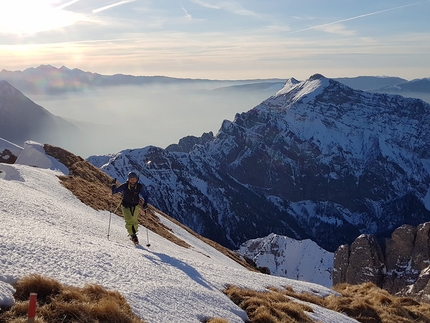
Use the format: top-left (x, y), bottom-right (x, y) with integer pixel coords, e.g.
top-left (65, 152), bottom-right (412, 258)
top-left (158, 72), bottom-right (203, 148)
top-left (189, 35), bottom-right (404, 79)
top-left (13, 274), bottom-right (62, 305)
top-left (224, 285), bottom-right (314, 323)
top-left (203, 318), bottom-right (230, 323)
top-left (0, 275), bottom-right (146, 323)
top-left (224, 283), bottom-right (430, 323)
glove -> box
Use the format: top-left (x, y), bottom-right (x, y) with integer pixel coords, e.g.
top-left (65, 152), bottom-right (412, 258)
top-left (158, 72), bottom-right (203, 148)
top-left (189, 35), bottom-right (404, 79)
top-left (111, 184), bottom-right (116, 194)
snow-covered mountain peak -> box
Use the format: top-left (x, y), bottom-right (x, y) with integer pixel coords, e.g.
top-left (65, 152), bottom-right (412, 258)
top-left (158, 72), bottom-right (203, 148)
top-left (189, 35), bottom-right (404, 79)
top-left (275, 77), bottom-right (301, 95)
top-left (238, 233), bottom-right (333, 287)
top-left (267, 74), bottom-right (331, 110)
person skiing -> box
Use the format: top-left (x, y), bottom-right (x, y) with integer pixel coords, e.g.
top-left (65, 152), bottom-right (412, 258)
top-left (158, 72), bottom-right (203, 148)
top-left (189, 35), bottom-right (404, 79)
top-left (111, 171), bottom-right (150, 245)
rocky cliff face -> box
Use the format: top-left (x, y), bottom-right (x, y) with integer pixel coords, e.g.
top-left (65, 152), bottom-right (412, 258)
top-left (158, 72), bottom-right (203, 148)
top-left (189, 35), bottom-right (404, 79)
top-left (89, 74), bottom-right (430, 252)
top-left (333, 222), bottom-right (430, 302)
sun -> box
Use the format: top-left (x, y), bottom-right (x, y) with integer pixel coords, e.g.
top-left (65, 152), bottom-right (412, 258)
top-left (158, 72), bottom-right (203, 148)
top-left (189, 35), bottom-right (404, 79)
top-left (0, 0), bottom-right (83, 36)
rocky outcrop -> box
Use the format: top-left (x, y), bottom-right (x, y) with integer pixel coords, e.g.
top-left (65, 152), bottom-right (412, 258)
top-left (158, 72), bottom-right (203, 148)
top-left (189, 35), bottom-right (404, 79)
top-left (0, 149), bottom-right (18, 164)
top-left (0, 138), bottom-right (22, 164)
top-left (166, 132), bottom-right (214, 153)
top-left (334, 222), bottom-right (430, 301)
top-left (333, 235), bottom-right (385, 286)
top-left (383, 225), bottom-right (418, 293)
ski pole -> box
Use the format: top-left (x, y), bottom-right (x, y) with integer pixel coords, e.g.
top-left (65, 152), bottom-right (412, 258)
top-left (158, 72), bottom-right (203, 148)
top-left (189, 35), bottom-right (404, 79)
top-left (131, 159), bottom-right (152, 179)
top-left (108, 200), bottom-right (122, 240)
top-left (145, 209), bottom-right (151, 247)
top-left (108, 178), bottom-right (122, 240)
top-left (107, 198), bottom-right (113, 240)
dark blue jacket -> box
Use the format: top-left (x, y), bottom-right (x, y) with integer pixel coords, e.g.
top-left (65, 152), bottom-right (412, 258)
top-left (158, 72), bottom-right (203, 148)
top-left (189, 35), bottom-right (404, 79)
top-left (112, 181), bottom-right (149, 207)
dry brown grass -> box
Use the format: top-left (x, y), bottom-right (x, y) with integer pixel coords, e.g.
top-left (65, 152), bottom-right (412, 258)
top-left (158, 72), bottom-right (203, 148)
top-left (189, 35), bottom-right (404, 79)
top-left (224, 285), bottom-right (315, 323)
top-left (0, 274), bottom-right (146, 323)
top-left (326, 282), bottom-right (430, 323)
top-left (203, 318), bottom-right (230, 323)
top-left (223, 283), bottom-right (430, 323)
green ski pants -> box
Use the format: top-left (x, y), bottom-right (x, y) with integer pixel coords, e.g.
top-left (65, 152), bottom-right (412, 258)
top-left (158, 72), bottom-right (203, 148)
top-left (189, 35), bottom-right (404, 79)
top-left (122, 205), bottom-right (139, 236)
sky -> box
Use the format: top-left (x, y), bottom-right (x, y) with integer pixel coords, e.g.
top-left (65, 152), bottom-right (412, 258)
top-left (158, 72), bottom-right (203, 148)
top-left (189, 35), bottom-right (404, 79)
top-left (0, 140), bottom-right (358, 323)
top-left (0, 0), bottom-right (429, 80)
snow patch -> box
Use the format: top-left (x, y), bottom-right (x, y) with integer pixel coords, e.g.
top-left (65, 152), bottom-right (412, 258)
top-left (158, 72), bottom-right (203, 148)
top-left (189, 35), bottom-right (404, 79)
top-left (15, 141), bottom-right (69, 175)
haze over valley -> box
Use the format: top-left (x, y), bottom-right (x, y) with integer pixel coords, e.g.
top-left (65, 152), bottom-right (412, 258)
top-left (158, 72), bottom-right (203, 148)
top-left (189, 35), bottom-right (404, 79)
top-left (23, 82), bottom-right (282, 157)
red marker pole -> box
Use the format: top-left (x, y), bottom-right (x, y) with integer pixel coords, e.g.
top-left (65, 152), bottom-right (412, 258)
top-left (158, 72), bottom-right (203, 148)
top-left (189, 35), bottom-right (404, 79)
top-left (28, 293), bottom-right (37, 323)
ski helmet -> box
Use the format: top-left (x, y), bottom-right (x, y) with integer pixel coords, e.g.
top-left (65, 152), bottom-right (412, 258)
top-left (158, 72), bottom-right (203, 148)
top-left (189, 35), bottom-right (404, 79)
top-left (127, 171), bottom-right (138, 179)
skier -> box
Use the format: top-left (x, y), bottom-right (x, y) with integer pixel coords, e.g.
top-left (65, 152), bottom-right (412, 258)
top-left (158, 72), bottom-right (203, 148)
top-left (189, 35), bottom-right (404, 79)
top-left (112, 171), bottom-right (150, 245)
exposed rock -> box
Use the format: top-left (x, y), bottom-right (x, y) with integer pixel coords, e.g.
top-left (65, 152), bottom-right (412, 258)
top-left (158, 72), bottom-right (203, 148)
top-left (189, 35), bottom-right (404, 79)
top-left (165, 132), bottom-right (214, 153)
top-left (345, 234), bottom-right (385, 286)
top-left (334, 222), bottom-right (430, 301)
top-left (383, 225), bottom-right (418, 292)
top-left (0, 149), bottom-right (18, 164)
top-left (333, 244), bottom-right (350, 285)
top-left (0, 138), bottom-right (22, 164)
top-left (412, 223), bottom-right (430, 271)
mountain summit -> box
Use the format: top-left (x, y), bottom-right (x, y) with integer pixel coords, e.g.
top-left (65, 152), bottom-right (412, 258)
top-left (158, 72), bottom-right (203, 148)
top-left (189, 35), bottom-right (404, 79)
top-left (89, 74), bottom-right (430, 252)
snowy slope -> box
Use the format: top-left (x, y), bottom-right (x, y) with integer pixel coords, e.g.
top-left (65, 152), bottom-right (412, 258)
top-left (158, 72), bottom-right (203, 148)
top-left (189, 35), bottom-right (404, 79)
top-left (0, 143), bottom-right (359, 323)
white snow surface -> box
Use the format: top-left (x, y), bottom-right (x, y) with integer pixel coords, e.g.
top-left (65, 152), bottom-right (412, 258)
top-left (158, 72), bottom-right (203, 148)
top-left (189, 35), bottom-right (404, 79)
top-left (0, 281), bottom-right (15, 308)
top-left (0, 148), bottom-right (359, 323)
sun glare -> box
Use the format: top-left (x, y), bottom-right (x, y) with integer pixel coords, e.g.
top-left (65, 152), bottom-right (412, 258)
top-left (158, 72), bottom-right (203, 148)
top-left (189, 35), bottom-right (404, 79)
top-left (0, 0), bottom-right (82, 36)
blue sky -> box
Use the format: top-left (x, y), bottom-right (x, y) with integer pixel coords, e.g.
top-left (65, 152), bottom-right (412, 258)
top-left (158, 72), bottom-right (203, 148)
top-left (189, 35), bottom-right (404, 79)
top-left (0, 0), bottom-right (429, 80)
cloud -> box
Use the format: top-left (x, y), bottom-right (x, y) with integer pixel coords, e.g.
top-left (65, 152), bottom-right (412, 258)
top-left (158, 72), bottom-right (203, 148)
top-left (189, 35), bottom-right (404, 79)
top-left (314, 23), bottom-right (355, 36)
top-left (189, 0), bottom-right (220, 10)
top-left (190, 0), bottom-right (260, 18)
top-left (181, 5), bottom-right (192, 20)
top-left (56, 0), bottom-right (81, 10)
top-left (92, 0), bottom-right (136, 14)
top-left (287, 1), bottom-right (430, 35)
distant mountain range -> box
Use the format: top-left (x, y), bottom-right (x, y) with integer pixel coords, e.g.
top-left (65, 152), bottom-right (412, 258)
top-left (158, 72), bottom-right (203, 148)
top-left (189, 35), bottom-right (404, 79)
top-left (0, 65), bottom-right (428, 100)
top-left (0, 65), bottom-right (285, 95)
top-left (88, 74), bottom-right (430, 252)
top-left (374, 78), bottom-right (430, 93)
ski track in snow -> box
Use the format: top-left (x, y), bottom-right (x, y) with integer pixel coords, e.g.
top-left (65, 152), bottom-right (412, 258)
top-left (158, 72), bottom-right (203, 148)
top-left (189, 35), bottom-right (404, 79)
top-left (0, 147), bottom-right (359, 323)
